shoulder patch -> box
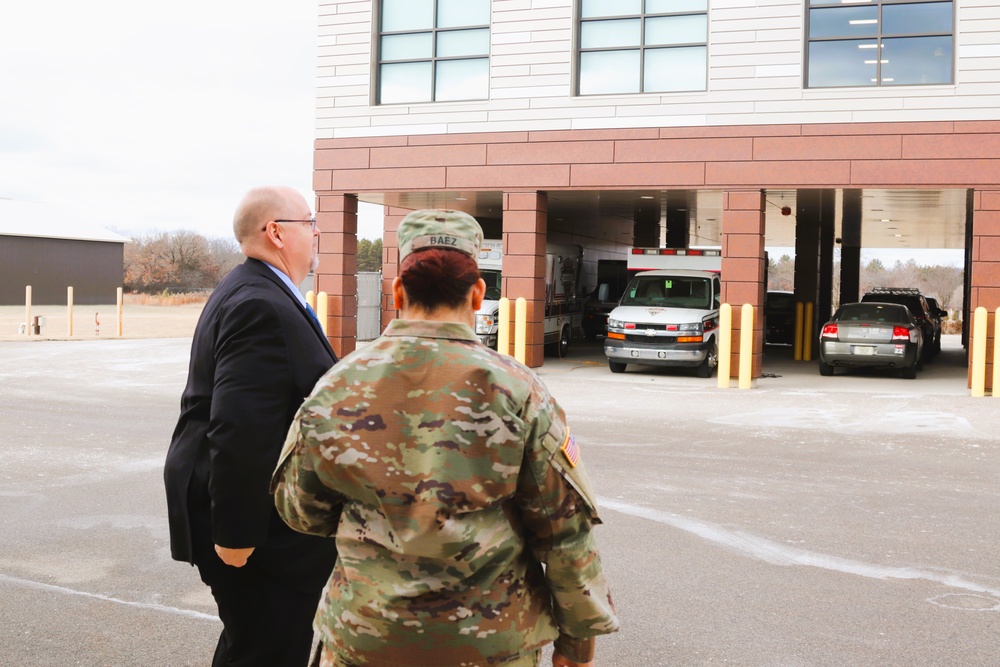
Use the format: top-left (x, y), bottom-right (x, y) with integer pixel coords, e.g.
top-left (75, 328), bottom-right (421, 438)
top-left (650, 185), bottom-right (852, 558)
top-left (560, 432), bottom-right (580, 468)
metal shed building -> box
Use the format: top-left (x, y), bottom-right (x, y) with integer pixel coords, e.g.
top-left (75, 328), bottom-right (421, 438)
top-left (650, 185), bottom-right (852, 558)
top-left (0, 199), bottom-right (128, 306)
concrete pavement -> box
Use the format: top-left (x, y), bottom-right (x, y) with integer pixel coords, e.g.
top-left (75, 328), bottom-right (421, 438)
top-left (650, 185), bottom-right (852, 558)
top-left (1, 334), bottom-right (997, 666)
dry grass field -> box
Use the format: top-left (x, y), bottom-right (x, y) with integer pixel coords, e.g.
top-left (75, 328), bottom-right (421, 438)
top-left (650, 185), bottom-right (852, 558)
top-left (0, 294), bottom-right (207, 342)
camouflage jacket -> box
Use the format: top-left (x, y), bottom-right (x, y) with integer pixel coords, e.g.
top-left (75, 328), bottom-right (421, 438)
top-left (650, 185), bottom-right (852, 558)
top-left (272, 319), bottom-right (618, 666)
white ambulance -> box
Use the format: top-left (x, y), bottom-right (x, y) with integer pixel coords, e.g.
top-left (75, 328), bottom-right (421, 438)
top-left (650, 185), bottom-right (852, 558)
top-left (474, 240), bottom-right (584, 356)
top-left (603, 248), bottom-right (722, 377)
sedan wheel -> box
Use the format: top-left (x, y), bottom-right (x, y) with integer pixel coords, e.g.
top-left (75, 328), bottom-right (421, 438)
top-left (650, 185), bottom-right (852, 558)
top-left (608, 360), bottom-right (627, 374)
top-left (819, 360), bottom-right (834, 376)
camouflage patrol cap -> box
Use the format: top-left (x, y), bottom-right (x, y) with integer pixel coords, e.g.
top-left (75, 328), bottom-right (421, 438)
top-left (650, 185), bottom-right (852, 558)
top-left (397, 209), bottom-right (484, 262)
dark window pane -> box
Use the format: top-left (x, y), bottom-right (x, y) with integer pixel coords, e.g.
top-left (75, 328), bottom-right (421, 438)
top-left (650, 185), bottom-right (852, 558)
top-left (881, 36), bottom-right (953, 84)
top-left (882, 2), bottom-right (953, 36)
top-left (808, 39), bottom-right (878, 87)
top-left (809, 6), bottom-right (879, 39)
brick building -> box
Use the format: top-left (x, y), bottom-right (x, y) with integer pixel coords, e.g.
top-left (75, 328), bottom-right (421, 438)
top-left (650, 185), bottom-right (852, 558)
top-left (310, 0), bottom-right (998, 378)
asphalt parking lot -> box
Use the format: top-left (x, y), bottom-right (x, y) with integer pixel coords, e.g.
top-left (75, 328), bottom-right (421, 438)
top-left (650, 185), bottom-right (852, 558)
top-left (1, 335), bottom-right (998, 666)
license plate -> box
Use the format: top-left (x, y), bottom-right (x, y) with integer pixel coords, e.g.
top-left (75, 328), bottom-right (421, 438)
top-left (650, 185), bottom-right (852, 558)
top-left (852, 345), bottom-right (876, 356)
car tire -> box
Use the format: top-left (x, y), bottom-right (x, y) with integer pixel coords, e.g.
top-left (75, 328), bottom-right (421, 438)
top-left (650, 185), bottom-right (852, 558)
top-left (902, 359), bottom-right (918, 379)
top-left (916, 355), bottom-right (924, 371)
top-left (819, 360), bottom-right (834, 376)
top-left (608, 360), bottom-right (627, 374)
top-left (696, 341), bottom-right (718, 378)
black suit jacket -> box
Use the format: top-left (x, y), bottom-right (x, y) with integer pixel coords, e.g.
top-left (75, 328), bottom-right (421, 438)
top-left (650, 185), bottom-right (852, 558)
top-left (164, 258), bottom-right (338, 592)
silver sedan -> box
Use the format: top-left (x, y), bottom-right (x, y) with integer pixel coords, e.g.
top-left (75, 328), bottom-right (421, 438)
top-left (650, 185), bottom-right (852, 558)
top-left (818, 302), bottom-right (924, 379)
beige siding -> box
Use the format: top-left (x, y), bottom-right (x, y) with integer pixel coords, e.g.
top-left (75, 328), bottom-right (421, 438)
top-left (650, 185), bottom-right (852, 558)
top-left (316, 0), bottom-right (1000, 139)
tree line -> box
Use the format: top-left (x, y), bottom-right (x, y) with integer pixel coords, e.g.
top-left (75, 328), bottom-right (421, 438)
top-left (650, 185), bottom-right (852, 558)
top-left (768, 255), bottom-right (964, 312)
top-left (124, 231), bottom-right (384, 294)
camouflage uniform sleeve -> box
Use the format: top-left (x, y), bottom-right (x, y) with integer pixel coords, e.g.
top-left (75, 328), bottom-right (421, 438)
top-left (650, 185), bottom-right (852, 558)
top-left (514, 386), bottom-right (619, 662)
top-left (271, 411), bottom-right (343, 537)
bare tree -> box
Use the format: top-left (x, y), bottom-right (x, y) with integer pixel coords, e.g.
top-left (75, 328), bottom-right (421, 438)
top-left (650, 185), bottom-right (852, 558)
top-left (124, 231), bottom-right (244, 293)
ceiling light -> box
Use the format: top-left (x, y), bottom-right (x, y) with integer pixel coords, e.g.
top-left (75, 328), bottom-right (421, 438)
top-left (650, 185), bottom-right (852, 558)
top-left (880, 218), bottom-right (891, 222)
top-left (849, 19), bottom-right (878, 24)
top-left (640, 196), bottom-right (654, 199)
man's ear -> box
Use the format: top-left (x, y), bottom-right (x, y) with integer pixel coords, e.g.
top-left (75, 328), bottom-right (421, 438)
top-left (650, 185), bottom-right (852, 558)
top-left (470, 278), bottom-right (486, 312)
top-left (262, 221), bottom-right (285, 249)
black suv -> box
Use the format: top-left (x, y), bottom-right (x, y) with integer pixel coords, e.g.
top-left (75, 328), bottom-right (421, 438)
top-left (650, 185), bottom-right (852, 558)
top-left (861, 288), bottom-right (941, 359)
top-left (765, 290), bottom-right (796, 345)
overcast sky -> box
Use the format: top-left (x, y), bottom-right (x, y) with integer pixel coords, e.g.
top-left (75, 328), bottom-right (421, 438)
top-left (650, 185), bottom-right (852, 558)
top-left (0, 0), bottom-right (384, 241)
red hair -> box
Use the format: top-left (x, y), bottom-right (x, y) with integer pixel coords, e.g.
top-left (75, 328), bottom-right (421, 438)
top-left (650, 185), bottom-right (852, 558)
top-left (399, 248), bottom-right (480, 310)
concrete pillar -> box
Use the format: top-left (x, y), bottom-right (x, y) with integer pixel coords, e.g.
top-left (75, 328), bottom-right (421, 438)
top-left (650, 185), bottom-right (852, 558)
top-left (839, 189), bottom-right (863, 307)
top-left (721, 189), bottom-right (766, 379)
top-left (315, 193), bottom-right (358, 359)
top-left (970, 189), bottom-right (1000, 390)
top-left (503, 191), bottom-right (547, 368)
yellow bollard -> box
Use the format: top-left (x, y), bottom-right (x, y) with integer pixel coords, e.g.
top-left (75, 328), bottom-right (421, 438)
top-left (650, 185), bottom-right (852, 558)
top-left (317, 291), bottom-right (329, 335)
top-left (717, 303), bottom-right (732, 389)
top-left (514, 297), bottom-right (527, 365)
top-left (25, 285), bottom-right (32, 336)
top-left (67, 286), bottom-right (74, 337)
top-left (994, 308), bottom-right (1000, 398)
top-left (972, 306), bottom-right (987, 397)
top-left (802, 302), bottom-right (814, 361)
top-left (305, 290), bottom-right (317, 311)
top-left (117, 287), bottom-right (123, 336)
top-left (793, 301), bottom-right (803, 360)
top-left (739, 303), bottom-right (754, 389)
top-left (497, 297), bottom-right (511, 356)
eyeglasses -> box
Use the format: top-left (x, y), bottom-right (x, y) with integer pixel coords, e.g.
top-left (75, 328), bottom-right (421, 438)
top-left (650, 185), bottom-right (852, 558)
top-left (262, 217), bottom-right (317, 232)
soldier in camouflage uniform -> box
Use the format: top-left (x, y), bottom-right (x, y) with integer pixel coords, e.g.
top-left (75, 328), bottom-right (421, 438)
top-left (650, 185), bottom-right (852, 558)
top-left (272, 209), bottom-right (619, 667)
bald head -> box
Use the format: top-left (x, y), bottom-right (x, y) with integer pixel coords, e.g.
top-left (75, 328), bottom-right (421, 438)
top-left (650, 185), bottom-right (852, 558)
top-left (233, 186), bottom-right (307, 247)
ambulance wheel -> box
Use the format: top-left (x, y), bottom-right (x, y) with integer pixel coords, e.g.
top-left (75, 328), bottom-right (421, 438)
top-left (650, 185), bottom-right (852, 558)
top-left (558, 325), bottom-right (571, 357)
top-left (696, 341), bottom-right (718, 378)
top-left (608, 360), bottom-right (627, 374)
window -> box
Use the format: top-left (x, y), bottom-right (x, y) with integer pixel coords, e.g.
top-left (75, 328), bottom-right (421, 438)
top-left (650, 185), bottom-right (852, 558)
top-left (577, 0), bottom-right (708, 96)
top-left (377, 0), bottom-right (490, 104)
top-left (806, 0), bottom-right (953, 88)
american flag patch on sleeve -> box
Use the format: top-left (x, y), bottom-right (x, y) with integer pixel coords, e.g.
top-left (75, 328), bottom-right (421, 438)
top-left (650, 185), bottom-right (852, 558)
top-left (560, 433), bottom-right (580, 468)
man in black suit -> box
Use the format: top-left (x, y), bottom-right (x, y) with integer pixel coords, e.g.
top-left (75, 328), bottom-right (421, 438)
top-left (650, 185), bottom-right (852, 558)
top-left (164, 185), bottom-right (339, 666)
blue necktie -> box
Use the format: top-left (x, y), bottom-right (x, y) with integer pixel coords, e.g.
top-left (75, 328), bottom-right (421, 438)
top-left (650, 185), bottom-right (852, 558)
top-left (305, 303), bottom-right (321, 327)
